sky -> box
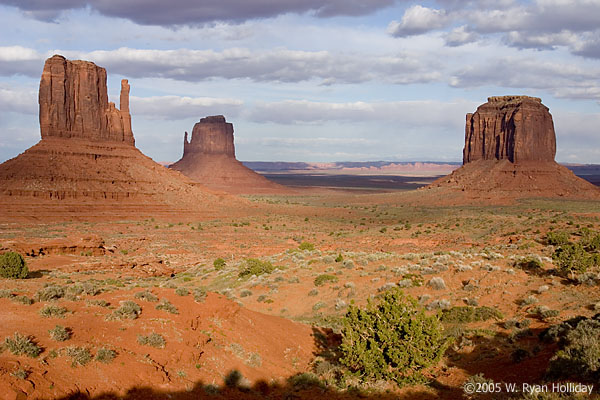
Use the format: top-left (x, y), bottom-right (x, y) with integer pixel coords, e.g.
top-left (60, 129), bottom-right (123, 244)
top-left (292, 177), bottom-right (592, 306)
top-left (0, 0), bottom-right (599, 164)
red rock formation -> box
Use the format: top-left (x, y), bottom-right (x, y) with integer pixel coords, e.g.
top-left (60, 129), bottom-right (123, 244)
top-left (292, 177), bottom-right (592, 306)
top-left (427, 96), bottom-right (599, 202)
top-left (0, 55), bottom-right (240, 220)
top-left (39, 55), bottom-right (134, 144)
top-left (170, 116), bottom-right (288, 194)
top-left (463, 96), bottom-right (555, 164)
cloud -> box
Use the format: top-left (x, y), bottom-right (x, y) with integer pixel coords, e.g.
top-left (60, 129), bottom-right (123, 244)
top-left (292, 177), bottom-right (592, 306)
top-left (57, 47), bottom-right (438, 85)
top-left (449, 56), bottom-right (600, 100)
top-left (0, 84), bottom-right (37, 114)
top-left (444, 26), bottom-right (479, 47)
top-left (0, 0), bottom-right (398, 25)
top-left (130, 95), bottom-right (243, 120)
top-left (387, 5), bottom-right (450, 37)
top-left (248, 99), bottom-right (475, 127)
top-left (0, 46), bottom-right (44, 77)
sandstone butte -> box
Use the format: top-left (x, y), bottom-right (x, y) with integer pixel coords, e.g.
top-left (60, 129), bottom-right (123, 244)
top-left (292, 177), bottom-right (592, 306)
top-left (0, 55), bottom-right (241, 221)
top-left (428, 95), bottom-right (600, 201)
top-left (169, 115), bottom-right (289, 194)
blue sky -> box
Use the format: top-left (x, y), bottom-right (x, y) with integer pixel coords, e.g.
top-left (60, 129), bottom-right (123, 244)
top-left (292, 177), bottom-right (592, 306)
top-left (0, 0), bottom-right (599, 163)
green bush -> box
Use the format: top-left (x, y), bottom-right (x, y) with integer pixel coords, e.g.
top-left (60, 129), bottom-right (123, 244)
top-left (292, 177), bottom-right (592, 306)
top-left (155, 298), bottom-right (178, 314)
top-left (106, 300), bottom-right (141, 320)
top-left (545, 231), bottom-right (570, 246)
top-left (546, 318), bottom-right (600, 383)
top-left (137, 332), bottom-right (166, 348)
top-left (514, 256), bottom-right (544, 272)
top-left (299, 242), bottom-right (315, 251)
top-left (134, 290), bottom-right (158, 302)
top-left (3, 333), bottom-right (41, 358)
top-left (49, 325), bottom-right (70, 341)
top-left (0, 252), bottom-right (28, 279)
top-left (95, 347), bottom-right (117, 363)
top-left (238, 258), bottom-right (275, 277)
top-left (39, 304), bottom-right (68, 318)
top-left (213, 258), bottom-right (227, 270)
top-left (314, 274), bottom-right (339, 287)
top-left (339, 288), bottom-right (451, 386)
top-left (66, 346), bottom-right (92, 367)
top-left (553, 243), bottom-right (599, 275)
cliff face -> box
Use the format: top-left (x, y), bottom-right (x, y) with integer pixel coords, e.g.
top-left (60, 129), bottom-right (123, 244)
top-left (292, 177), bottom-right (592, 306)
top-left (39, 55), bottom-right (134, 144)
top-left (183, 116), bottom-right (235, 157)
top-left (463, 96), bottom-right (556, 164)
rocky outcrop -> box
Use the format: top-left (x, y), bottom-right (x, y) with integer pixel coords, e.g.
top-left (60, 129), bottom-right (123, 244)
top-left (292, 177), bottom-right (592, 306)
top-left (183, 116), bottom-right (235, 157)
top-left (0, 55), bottom-right (241, 220)
top-left (170, 116), bottom-right (288, 194)
top-left (39, 55), bottom-right (134, 144)
top-left (463, 96), bottom-right (555, 164)
top-left (427, 95), bottom-right (599, 202)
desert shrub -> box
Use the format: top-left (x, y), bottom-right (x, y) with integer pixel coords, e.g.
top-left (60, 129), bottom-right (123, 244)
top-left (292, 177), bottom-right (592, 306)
top-left (238, 258), bottom-right (275, 277)
top-left (0, 252), bottom-right (28, 279)
top-left (107, 300), bottom-right (141, 320)
top-left (39, 304), bottom-right (68, 318)
top-left (0, 289), bottom-right (14, 298)
top-left (553, 243), bottom-right (599, 276)
top-left (3, 333), bottom-right (41, 358)
top-left (175, 287), bottom-right (189, 296)
top-left (35, 285), bottom-right (65, 301)
top-left (339, 288), bottom-right (451, 386)
top-left (66, 346), bottom-right (92, 367)
top-left (546, 231), bottom-right (571, 246)
top-left (95, 347), bottom-right (116, 363)
top-left (193, 287), bottom-right (207, 303)
top-left (299, 242), bottom-right (315, 251)
top-left (428, 277), bottom-right (446, 290)
top-left (155, 298), bottom-right (178, 314)
top-left (514, 256), bottom-right (544, 272)
top-left (335, 254), bottom-right (344, 263)
top-left (11, 295), bottom-right (33, 305)
top-left (213, 258), bottom-right (226, 270)
top-left (137, 332), bottom-right (165, 348)
top-left (240, 289), bottom-right (253, 298)
top-left (546, 318), bottom-right (600, 383)
top-left (49, 325), bottom-right (70, 341)
top-left (86, 299), bottom-right (109, 307)
top-left (11, 369), bottom-right (29, 380)
top-left (440, 306), bottom-right (503, 324)
top-left (134, 290), bottom-right (158, 302)
top-left (314, 274), bottom-right (338, 287)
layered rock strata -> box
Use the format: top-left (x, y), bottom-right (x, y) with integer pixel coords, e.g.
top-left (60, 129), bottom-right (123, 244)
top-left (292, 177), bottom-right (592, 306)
top-left (170, 116), bottom-right (287, 194)
top-left (39, 55), bottom-right (134, 144)
top-left (0, 55), bottom-right (238, 220)
top-left (463, 96), bottom-right (555, 163)
top-left (428, 96), bottom-right (599, 200)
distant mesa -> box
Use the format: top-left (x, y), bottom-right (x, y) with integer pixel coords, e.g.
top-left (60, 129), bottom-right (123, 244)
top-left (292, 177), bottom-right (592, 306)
top-left (428, 95), bottom-right (600, 200)
top-left (169, 115), bottom-right (288, 194)
top-left (0, 55), bottom-right (236, 220)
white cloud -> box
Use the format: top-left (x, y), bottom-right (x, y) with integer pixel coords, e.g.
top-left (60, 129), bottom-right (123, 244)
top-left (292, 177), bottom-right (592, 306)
top-left (387, 5), bottom-right (450, 37)
top-left (444, 25), bottom-right (479, 47)
top-left (248, 99), bottom-right (475, 127)
top-left (0, 84), bottom-right (37, 114)
top-left (130, 95), bottom-right (243, 120)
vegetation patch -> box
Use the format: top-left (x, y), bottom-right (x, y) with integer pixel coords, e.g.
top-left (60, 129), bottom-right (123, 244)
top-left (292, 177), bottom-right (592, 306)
top-left (95, 347), bottom-right (117, 363)
top-left (39, 304), bottom-right (69, 318)
top-left (339, 288), bottom-right (451, 386)
top-left (49, 325), bottom-right (70, 341)
top-left (137, 333), bottom-right (166, 348)
top-left (65, 346), bottom-right (92, 367)
top-left (440, 306), bottom-right (503, 324)
top-left (106, 300), bottom-right (141, 320)
top-left (314, 274), bottom-right (339, 287)
top-left (134, 290), bottom-right (158, 302)
top-left (0, 252), bottom-right (28, 279)
top-left (239, 258), bottom-right (276, 278)
top-left (155, 298), bottom-right (179, 314)
top-left (3, 333), bottom-right (42, 358)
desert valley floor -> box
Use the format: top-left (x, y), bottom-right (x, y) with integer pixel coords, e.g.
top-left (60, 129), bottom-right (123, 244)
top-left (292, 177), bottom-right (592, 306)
top-left (1, 178), bottom-right (600, 399)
